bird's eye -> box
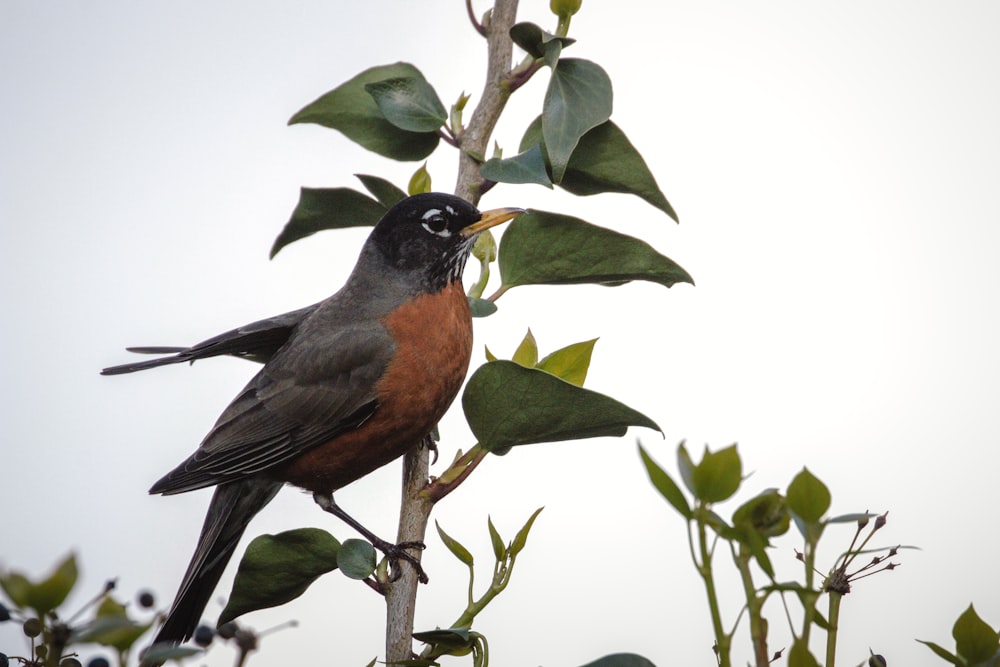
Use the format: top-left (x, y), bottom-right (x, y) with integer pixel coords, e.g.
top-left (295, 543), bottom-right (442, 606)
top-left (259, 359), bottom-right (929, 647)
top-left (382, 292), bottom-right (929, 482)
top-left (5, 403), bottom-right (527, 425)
top-left (420, 210), bottom-right (451, 237)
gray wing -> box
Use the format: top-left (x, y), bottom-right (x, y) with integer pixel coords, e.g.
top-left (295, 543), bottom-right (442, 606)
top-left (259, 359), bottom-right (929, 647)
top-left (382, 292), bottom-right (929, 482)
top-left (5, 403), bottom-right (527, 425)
top-left (150, 319), bottom-right (395, 494)
top-left (100, 304), bottom-right (319, 375)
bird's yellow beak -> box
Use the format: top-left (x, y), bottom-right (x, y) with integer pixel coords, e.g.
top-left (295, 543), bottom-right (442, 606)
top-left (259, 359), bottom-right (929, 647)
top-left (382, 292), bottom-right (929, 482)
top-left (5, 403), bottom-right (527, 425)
top-left (460, 207), bottom-right (528, 238)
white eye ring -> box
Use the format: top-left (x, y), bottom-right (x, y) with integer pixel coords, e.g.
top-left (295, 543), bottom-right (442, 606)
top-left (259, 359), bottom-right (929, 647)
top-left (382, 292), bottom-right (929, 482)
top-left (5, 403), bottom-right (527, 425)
top-left (421, 209), bottom-right (451, 237)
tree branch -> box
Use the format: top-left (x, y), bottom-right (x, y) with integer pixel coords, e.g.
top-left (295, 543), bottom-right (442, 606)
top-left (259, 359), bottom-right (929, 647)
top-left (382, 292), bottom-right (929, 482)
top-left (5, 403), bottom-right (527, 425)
top-left (384, 3), bottom-right (520, 662)
top-left (455, 0), bottom-right (519, 206)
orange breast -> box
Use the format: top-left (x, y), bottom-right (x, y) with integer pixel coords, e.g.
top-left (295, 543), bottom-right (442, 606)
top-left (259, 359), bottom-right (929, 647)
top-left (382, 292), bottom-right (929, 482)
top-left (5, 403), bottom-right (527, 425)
top-left (275, 281), bottom-right (473, 493)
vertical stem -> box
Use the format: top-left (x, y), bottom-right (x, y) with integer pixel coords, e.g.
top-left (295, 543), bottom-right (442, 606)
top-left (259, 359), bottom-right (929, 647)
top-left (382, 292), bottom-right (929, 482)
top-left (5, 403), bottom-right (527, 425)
top-left (826, 591), bottom-right (842, 667)
top-left (697, 510), bottom-right (730, 667)
top-left (800, 535), bottom-right (817, 648)
top-left (735, 546), bottom-right (769, 667)
top-left (385, 445), bottom-right (434, 662)
top-left (455, 0), bottom-right (520, 204)
top-left (385, 1), bottom-right (520, 662)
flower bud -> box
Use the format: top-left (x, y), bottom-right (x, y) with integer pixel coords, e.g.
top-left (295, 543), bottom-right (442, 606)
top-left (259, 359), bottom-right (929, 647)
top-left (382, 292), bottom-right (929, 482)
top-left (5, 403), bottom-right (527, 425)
top-left (550, 0), bottom-right (582, 19)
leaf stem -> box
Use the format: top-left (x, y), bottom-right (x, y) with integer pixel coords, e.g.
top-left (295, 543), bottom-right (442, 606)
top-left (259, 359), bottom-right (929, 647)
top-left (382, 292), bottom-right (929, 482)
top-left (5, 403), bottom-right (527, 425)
top-left (466, 0), bottom-right (487, 36)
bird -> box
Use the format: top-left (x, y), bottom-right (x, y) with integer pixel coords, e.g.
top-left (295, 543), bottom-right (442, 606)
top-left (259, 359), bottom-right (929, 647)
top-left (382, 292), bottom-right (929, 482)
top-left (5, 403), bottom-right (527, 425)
top-left (101, 192), bottom-right (525, 646)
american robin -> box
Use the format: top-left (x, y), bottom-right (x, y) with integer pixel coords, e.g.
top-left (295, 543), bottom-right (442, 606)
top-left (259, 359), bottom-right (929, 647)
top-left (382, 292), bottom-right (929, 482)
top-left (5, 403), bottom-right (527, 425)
top-left (102, 193), bottom-right (524, 646)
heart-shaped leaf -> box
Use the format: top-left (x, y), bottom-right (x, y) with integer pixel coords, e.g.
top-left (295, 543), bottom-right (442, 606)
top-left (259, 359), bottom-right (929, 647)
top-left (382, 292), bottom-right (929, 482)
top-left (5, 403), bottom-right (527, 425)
top-left (364, 77), bottom-right (447, 133)
top-left (520, 118), bottom-right (676, 219)
top-left (509, 22), bottom-right (575, 59)
top-left (219, 528), bottom-right (340, 625)
top-left (786, 468), bottom-right (831, 524)
top-left (289, 62), bottom-right (439, 161)
top-left (480, 144), bottom-right (553, 188)
top-left (953, 604), bottom-right (999, 664)
top-left (543, 58), bottom-right (613, 183)
top-left (691, 444), bottom-right (742, 504)
top-left (462, 360), bottom-right (660, 453)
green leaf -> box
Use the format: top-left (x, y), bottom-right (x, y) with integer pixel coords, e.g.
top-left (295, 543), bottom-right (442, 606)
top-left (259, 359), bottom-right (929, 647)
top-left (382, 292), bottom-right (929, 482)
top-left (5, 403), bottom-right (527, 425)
top-left (786, 468), bottom-right (831, 524)
top-left (536, 338), bottom-right (596, 386)
top-left (698, 507), bottom-right (733, 534)
top-left (270, 187), bottom-right (386, 258)
top-left (498, 211), bottom-right (693, 291)
top-left (638, 444), bottom-right (692, 519)
top-left (577, 655), bottom-right (656, 667)
top-left (509, 22), bottom-right (575, 59)
top-left (788, 640), bottom-right (821, 667)
top-left (462, 361), bottom-right (660, 452)
top-left (916, 640), bottom-right (962, 665)
top-left (96, 595), bottom-right (127, 618)
top-left (469, 297), bottom-right (498, 318)
top-left (557, 122), bottom-right (677, 220)
top-left (3, 553), bottom-right (79, 616)
top-left (691, 444), bottom-right (742, 504)
top-left (732, 489), bottom-right (790, 539)
top-left (520, 118), bottom-right (676, 219)
top-left (413, 627), bottom-right (474, 651)
top-left (364, 77), bottom-right (447, 132)
top-left (139, 645), bottom-right (203, 665)
top-left (512, 329), bottom-right (538, 367)
top-left (73, 615), bottom-right (152, 652)
top-left (487, 517), bottom-right (507, 562)
top-left (289, 62), bottom-right (439, 160)
top-left (435, 521), bottom-right (474, 566)
top-left (355, 174), bottom-right (407, 207)
top-left (811, 609), bottom-right (832, 631)
top-left (219, 528), bottom-right (340, 625)
top-left (408, 162), bottom-right (432, 195)
top-left (676, 442), bottom-right (697, 498)
top-left (0, 572), bottom-right (31, 608)
top-left (337, 539), bottom-right (377, 580)
top-left (953, 604), bottom-right (1000, 663)
top-left (543, 58), bottom-right (613, 183)
top-left (480, 144), bottom-right (553, 188)
top-left (510, 507), bottom-right (544, 558)
top-left (730, 490), bottom-right (789, 579)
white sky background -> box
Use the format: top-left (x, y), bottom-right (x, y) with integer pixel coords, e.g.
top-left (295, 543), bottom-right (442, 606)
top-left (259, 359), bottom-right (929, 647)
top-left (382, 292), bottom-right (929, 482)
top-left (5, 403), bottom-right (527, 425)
top-left (2, 1), bottom-right (999, 665)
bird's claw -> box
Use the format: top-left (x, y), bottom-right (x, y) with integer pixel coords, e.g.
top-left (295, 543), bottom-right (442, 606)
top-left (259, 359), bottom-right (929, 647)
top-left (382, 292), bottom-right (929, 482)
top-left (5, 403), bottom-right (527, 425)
top-left (373, 538), bottom-right (428, 583)
top-left (372, 540), bottom-right (430, 584)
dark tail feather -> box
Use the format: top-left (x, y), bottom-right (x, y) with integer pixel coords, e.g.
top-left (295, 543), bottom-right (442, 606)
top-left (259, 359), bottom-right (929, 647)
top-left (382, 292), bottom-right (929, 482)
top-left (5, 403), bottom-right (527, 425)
top-left (152, 479), bottom-right (282, 645)
top-left (100, 352), bottom-right (192, 376)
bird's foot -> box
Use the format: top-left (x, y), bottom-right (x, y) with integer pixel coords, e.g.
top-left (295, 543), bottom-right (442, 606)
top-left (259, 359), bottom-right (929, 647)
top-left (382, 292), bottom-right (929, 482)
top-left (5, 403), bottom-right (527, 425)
top-left (313, 492), bottom-right (429, 583)
top-left (369, 537), bottom-right (428, 584)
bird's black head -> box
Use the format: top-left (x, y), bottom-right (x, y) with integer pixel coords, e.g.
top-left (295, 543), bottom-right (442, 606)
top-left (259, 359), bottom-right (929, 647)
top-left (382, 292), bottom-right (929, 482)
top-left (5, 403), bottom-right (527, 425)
top-left (369, 193), bottom-right (524, 291)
